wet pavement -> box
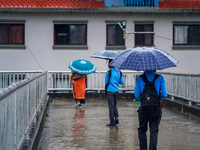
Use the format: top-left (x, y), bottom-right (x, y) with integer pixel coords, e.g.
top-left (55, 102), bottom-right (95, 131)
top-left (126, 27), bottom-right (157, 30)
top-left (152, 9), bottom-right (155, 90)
top-left (39, 98), bottom-right (200, 150)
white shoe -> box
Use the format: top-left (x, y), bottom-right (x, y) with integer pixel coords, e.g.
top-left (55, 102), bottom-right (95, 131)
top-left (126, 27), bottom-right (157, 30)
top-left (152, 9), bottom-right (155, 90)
top-left (75, 102), bottom-right (80, 107)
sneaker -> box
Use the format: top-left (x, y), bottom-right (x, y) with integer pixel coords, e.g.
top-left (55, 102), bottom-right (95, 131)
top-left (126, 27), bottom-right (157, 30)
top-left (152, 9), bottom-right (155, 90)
top-left (75, 102), bottom-right (80, 107)
top-left (115, 119), bottom-right (119, 124)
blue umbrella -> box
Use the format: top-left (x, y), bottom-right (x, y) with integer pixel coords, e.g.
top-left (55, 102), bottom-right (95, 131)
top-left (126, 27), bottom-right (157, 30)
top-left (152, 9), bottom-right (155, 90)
top-left (110, 47), bottom-right (178, 71)
top-left (68, 59), bottom-right (97, 74)
top-left (91, 50), bottom-right (121, 60)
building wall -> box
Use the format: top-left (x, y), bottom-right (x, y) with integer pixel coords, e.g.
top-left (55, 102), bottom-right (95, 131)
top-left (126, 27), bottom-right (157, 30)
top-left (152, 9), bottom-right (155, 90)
top-left (0, 11), bottom-right (200, 73)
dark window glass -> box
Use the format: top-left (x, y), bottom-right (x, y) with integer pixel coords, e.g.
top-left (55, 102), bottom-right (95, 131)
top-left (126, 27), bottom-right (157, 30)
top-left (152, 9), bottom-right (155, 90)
top-left (135, 24), bottom-right (154, 46)
top-left (54, 24), bottom-right (87, 45)
top-left (106, 24), bottom-right (125, 46)
top-left (0, 24), bottom-right (24, 44)
top-left (173, 24), bottom-right (200, 45)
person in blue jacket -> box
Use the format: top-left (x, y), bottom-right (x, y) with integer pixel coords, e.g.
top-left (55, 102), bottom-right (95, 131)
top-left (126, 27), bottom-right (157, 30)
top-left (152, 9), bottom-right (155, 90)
top-left (135, 70), bottom-right (167, 150)
top-left (105, 59), bottom-right (124, 126)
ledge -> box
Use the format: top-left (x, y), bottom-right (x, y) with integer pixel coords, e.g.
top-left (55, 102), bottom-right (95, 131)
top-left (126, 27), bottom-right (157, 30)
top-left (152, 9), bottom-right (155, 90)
top-left (105, 46), bottom-right (126, 50)
top-left (0, 45), bottom-right (26, 49)
top-left (53, 45), bottom-right (88, 50)
top-left (162, 98), bottom-right (200, 120)
top-left (172, 45), bottom-right (200, 50)
top-left (48, 92), bottom-right (134, 100)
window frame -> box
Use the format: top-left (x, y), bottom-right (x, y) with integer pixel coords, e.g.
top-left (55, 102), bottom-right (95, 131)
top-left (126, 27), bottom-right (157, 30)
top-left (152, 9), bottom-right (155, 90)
top-left (0, 20), bottom-right (25, 49)
top-left (106, 24), bottom-right (125, 46)
top-left (134, 23), bottom-right (154, 47)
top-left (53, 20), bottom-right (88, 50)
top-left (173, 24), bottom-right (200, 46)
top-left (172, 21), bottom-right (200, 50)
top-left (105, 20), bottom-right (126, 50)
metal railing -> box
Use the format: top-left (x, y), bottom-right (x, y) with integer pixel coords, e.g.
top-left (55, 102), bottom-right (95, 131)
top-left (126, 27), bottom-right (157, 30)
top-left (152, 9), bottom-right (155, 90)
top-left (47, 71), bottom-right (142, 93)
top-left (161, 72), bottom-right (200, 105)
top-left (1, 70), bottom-right (200, 105)
top-left (104, 0), bottom-right (159, 7)
top-left (1, 70), bottom-right (200, 150)
top-left (0, 71), bottom-right (48, 150)
top-left (47, 71), bottom-right (200, 106)
top-left (0, 70), bottom-right (43, 89)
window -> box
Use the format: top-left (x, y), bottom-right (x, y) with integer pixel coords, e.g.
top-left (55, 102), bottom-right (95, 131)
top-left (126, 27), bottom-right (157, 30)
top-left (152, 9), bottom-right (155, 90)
top-left (0, 24), bottom-right (24, 44)
top-left (106, 24), bottom-right (125, 46)
top-left (135, 24), bottom-right (154, 46)
top-left (124, 0), bottom-right (155, 7)
top-left (54, 24), bottom-right (87, 45)
top-left (173, 24), bottom-right (200, 45)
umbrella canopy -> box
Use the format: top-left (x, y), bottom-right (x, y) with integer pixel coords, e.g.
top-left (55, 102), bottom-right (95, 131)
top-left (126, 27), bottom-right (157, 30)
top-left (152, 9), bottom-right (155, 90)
top-left (91, 50), bottom-right (121, 60)
top-left (109, 47), bottom-right (178, 71)
top-left (68, 59), bottom-right (96, 74)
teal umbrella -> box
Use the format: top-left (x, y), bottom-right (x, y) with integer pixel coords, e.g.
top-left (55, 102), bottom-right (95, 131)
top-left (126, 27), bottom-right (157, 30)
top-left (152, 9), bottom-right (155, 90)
top-left (68, 59), bottom-right (97, 74)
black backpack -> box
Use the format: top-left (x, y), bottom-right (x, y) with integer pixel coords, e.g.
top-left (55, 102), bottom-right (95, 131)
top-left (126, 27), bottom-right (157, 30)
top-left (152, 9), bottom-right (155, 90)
top-left (140, 74), bottom-right (160, 121)
top-left (105, 69), bottom-right (122, 98)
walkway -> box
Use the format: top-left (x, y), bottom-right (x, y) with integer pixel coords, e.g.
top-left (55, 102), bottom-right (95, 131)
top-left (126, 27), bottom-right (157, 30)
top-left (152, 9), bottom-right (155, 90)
top-left (39, 98), bottom-right (200, 150)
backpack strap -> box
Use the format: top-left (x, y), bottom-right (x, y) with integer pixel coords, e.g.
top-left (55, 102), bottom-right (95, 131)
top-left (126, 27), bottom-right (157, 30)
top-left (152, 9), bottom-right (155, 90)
top-left (107, 69), bottom-right (112, 86)
top-left (140, 74), bottom-right (160, 84)
top-left (140, 74), bottom-right (149, 84)
top-left (119, 70), bottom-right (122, 80)
top-left (153, 74), bottom-right (160, 83)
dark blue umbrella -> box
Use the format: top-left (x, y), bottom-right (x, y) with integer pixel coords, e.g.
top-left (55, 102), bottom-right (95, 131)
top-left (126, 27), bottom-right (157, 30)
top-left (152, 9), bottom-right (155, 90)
top-left (110, 47), bottom-right (178, 71)
top-left (91, 50), bottom-right (121, 60)
top-left (68, 59), bottom-right (96, 74)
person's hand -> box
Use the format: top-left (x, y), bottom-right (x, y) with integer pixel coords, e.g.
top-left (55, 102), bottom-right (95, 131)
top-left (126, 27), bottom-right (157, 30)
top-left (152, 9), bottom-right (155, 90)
top-left (72, 73), bottom-right (82, 80)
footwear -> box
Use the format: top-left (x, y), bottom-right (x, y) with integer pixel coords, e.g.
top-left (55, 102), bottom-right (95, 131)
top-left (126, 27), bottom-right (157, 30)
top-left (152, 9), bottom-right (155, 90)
top-left (75, 102), bottom-right (80, 107)
top-left (115, 119), bottom-right (119, 124)
top-left (106, 123), bottom-right (115, 126)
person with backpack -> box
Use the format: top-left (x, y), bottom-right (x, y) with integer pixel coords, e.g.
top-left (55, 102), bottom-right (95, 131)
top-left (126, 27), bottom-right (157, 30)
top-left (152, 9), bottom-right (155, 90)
top-left (135, 70), bottom-right (167, 150)
top-left (105, 59), bottom-right (124, 126)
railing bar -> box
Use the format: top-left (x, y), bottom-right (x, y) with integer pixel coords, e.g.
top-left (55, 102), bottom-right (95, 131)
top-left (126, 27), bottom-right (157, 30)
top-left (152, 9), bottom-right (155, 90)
top-left (61, 73), bottom-right (63, 88)
top-left (53, 73), bottom-right (56, 89)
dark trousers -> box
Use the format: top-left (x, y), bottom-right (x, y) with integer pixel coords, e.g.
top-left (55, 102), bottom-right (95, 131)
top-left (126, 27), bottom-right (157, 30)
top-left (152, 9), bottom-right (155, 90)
top-left (138, 107), bottom-right (162, 150)
top-left (107, 92), bottom-right (119, 124)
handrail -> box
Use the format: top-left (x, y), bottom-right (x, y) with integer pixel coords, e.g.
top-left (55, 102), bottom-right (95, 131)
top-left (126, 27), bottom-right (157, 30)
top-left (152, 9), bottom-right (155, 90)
top-left (0, 70), bottom-right (43, 89)
top-left (0, 71), bottom-right (48, 150)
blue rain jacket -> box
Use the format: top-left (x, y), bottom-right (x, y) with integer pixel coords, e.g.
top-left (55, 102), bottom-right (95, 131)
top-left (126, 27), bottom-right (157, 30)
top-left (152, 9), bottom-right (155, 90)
top-left (105, 67), bottom-right (124, 93)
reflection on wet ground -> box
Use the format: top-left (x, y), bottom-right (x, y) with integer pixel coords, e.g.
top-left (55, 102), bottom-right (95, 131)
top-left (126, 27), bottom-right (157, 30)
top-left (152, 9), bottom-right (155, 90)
top-left (39, 98), bottom-right (200, 150)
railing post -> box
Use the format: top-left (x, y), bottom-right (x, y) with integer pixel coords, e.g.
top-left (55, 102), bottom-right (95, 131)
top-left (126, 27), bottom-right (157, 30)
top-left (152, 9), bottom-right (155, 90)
top-left (157, 0), bottom-right (159, 7)
top-left (171, 73), bottom-right (174, 101)
top-left (98, 71), bottom-right (100, 93)
top-left (14, 91), bottom-right (17, 150)
top-left (188, 75), bottom-right (191, 105)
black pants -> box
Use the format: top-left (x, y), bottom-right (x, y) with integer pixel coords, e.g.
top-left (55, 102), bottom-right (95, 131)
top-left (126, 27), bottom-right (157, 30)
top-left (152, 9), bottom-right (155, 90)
top-left (107, 92), bottom-right (119, 124)
top-left (138, 107), bottom-right (162, 150)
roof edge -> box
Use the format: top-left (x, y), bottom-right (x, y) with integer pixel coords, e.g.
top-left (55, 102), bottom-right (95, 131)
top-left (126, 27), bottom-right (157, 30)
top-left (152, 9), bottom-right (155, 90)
top-left (0, 7), bottom-right (200, 13)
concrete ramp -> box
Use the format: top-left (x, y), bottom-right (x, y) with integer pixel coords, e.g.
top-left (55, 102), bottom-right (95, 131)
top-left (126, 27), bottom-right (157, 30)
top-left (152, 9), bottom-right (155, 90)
top-left (39, 98), bottom-right (200, 150)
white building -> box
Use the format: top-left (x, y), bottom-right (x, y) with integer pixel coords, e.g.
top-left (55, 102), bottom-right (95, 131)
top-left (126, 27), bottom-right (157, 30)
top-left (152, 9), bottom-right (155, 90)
top-left (0, 0), bottom-right (200, 73)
